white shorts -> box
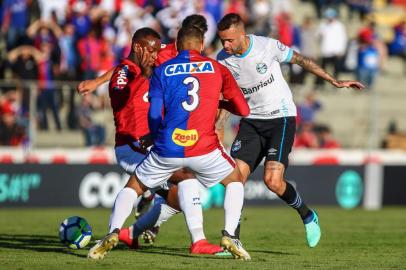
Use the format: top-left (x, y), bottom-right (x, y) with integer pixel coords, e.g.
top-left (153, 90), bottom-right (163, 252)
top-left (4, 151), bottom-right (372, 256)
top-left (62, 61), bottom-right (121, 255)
top-left (115, 142), bottom-right (169, 191)
top-left (135, 147), bottom-right (235, 188)
top-left (114, 142), bottom-right (146, 175)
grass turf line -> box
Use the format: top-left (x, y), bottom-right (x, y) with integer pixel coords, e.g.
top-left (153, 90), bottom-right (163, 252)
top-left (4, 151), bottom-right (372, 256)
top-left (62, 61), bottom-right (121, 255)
top-left (0, 207), bottom-right (405, 270)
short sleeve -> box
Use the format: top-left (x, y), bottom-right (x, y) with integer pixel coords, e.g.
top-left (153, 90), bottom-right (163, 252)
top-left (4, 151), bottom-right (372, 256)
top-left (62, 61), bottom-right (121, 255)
top-left (218, 62), bottom-right (241, 100)
top-left (149, 66), bottom-right (164, 100)
top-left (267, 38), bottom-right (293, 63)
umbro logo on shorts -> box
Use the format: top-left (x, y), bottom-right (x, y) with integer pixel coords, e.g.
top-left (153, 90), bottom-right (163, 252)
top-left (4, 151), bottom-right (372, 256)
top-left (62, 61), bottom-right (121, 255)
top-left (268, 148), bottom-right (278, 155)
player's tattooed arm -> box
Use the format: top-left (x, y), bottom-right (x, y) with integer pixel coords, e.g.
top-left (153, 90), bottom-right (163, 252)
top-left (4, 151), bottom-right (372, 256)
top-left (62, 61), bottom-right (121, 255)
top-left (291, 51), bottom-right (364, 90)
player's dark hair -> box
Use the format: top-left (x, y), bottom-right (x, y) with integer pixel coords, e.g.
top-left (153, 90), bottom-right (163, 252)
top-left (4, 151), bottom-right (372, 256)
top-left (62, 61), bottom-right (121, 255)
top-left (176, 26), bottom-right (204, 51)
top-left (132, 27), bottom-right (160, 44)
top-left (217, 13), bottom-right (244, 31)
top-left (181, 14), bottom-right (208, 34)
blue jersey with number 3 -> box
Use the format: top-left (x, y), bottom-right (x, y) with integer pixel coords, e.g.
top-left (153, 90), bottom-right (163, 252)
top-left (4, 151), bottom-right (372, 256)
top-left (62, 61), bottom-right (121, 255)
top-left (148, 50), bottom-right (241, 158)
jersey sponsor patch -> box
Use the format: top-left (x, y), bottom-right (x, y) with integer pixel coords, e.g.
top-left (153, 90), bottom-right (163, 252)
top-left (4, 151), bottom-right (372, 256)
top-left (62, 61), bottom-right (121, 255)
top-left (164, 61), bottom-right (214, 76)
top-left (241, 74), bottom-right (275, 95)
top-left (172, 128), bottom-right (199, 146)
top-left (113, 65), bottom-right (130, 90)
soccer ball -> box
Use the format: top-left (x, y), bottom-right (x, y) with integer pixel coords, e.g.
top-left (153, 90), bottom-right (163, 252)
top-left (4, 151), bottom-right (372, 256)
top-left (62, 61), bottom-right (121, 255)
top-left (59, 216), bottom-right (92, 249)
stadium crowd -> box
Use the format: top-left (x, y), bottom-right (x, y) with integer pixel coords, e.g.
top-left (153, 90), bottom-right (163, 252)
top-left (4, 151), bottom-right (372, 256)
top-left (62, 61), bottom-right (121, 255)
top-left (0, 0), bottom-right (405, 147)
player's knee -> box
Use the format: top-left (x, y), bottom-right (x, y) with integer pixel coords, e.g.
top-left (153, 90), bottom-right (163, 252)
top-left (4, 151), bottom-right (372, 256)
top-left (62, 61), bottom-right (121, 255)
top-left (125, 175), bottom-right (147, 196)
top-left (263, 175), bottom-right (284, 193)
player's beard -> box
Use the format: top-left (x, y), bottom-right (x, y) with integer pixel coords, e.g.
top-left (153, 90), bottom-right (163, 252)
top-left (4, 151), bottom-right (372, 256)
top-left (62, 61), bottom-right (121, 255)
top-left (232, 43), bottom-right (244, 56)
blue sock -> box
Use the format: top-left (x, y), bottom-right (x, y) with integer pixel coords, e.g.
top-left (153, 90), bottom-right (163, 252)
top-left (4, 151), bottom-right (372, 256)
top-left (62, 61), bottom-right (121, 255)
top-left (132, 196), bottom-right (166, 238)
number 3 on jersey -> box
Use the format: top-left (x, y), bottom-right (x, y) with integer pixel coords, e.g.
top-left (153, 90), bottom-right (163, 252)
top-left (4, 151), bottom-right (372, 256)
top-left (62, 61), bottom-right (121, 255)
top-left (182, 77), bottom-right (200, 112)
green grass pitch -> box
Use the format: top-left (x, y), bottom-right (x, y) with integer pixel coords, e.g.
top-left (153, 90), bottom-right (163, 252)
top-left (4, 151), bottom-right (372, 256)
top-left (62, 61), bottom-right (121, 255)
top-left (0, 207), bottom-right (405, 270)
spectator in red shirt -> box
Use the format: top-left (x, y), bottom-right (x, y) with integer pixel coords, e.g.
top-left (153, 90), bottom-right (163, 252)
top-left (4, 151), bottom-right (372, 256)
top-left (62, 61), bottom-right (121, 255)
top-left (0, 93), bottom-right (25, 146)
top-left (317, 125), bottom-right (340, 149)
top-left (294, 122), bottom-right (319, 148)
top-left (78, 28), bottom-right (103, 80)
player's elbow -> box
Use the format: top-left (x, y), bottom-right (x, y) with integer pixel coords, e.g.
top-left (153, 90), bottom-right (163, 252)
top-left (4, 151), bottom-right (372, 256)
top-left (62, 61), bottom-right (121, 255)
top-left (239, 104), bottom-right (250, 117)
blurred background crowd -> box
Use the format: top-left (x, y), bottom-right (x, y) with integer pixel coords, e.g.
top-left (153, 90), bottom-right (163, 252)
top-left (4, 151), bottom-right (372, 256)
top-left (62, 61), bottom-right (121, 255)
top-left (0, 0), bottom-right (405, 149)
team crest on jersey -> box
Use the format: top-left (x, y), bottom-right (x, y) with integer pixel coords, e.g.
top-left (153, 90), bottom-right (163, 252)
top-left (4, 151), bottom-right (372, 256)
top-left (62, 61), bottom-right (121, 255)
top-left (165, 61), bottom-right (214, 76)
top-left (256, 63), bottom-right (267, 74)
top-left (231, 140), bottom-right (241, 152)
top-left (113, 65), bottom-right (129, 90)
top-left (172, 128), bottom-right (199, 147)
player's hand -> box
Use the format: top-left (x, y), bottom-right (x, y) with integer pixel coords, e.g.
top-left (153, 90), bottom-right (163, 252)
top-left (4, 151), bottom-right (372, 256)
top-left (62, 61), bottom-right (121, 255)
top-left (138, 46), bottom-right (154, 78)
top-left (332, 80), bottom-right (365, 90)
top-left (77, 80), bottom-right (98, 96)
top-left (139, 134), bottom-right (153, 150)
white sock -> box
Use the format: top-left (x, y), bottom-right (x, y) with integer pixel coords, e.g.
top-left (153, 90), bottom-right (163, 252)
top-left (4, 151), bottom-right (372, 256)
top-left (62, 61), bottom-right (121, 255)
top-left (133, 195), bottom-right (142, 210)
top-left (154, 203), bottom-right (180, 227)
top-left (224, 182), bottom-right (244, 236)
top-left (109, 187), bottom-right (138, 233)
top-left (178, 179), bottom-right (205, 243)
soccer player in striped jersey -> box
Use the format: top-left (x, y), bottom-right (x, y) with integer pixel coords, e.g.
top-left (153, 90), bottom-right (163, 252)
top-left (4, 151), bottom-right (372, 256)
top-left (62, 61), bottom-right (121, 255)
top-left (87, 25), bottom-right (224, 260)
top-left (133, 26), bottom-right (251, 260)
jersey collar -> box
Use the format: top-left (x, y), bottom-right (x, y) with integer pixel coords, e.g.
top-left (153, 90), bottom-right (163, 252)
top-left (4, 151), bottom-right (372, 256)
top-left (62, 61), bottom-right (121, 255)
top-left (177, 50), bottom-right (201, 58)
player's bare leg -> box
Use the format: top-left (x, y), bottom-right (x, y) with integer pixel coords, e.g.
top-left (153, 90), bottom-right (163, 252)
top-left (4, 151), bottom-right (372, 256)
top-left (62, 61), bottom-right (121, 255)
top-left (88, 175), bottom-right (147, 259)
top-left (219, 168), bottom-right (251, 260)
top-left (264, 161), bottom-right (321, 248)
top-left (119, 170), bottom-right (223, 255)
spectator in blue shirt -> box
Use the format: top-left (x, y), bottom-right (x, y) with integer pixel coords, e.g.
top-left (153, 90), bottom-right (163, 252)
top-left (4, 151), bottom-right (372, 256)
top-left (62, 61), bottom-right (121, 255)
top-left (1, 0), bottom-right (29, 50)
top-left (357, 30), bottom-right (379, 88)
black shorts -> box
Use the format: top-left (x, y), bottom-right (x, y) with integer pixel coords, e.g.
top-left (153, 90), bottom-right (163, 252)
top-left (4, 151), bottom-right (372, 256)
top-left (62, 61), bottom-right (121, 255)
top-left (230, 117), bottom-right (296, 172)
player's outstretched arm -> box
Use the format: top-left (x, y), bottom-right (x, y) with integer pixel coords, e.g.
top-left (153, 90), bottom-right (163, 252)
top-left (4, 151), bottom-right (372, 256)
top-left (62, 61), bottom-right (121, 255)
top-left (290, 51), bottom-right (365, 90)
top-left (76, 68), bottom-right (115, 95)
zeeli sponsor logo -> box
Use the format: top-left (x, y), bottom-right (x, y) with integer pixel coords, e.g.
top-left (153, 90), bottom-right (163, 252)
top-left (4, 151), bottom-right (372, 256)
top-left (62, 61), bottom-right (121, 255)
top-left (165, 61), bottom-right (214, 76)
top-left (0, 173), bottom-right (41, 203)
top-left (79, 172), bottom-right (128, 208)
top-left (241, 74), bottom-right (274, 95)
top-left (172, 128), bottom-right (199, 147)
